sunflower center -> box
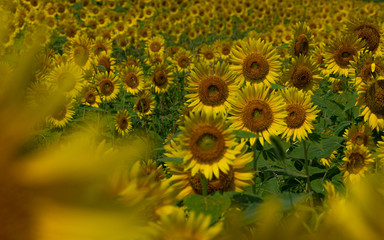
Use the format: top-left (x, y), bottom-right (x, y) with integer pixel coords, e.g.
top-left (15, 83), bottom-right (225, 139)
top-left (334, 45), bottom-right (357, 68)
top-left (52, 104), bottom-right (67, 121)
top-left (98, 56), bottom-right (111, 73)
top-left (124, 73), bottom-right (139, 89)
top-left (136, 98), bottom-right (150, 113)
top-left (177, 55), bottom-right (190, 68)
top-left (85, 90), bottom-right (96, 104)
top-left (73, 45), bottom-right (89, 67)
top-left (243, 53), bottom-right (270, 82)
top-left (149, 41), bottom-right (161, 52)
top-left (351, 132), bottom-right (367, 146)
top-left (366, 80), bottom-right (384, 115)
top-left (153, 70), bottom-right (167, 87)
top-left (57, 72), bottom-right (76, 92)
top-left (347, 153), bottom-right (365, 174)
top-left (291, 64), bottom-right (313, 89)
top-left (99, 79), bottom-right (114, 95)
top-left (286, 104), bottom-right (306, 128)
top-left (189, 169), bottom-right (234, 195)
top-left (189, 125), bottom-right (226, 163)
top-left (222, 46), bottom-right (231, 56)
top-left (118, 116), bottom-right (128, 130)
top-left (242, 100), bottom-right (273, 132)
top-left (354, 24), bottom-right (380, 52)
top-left (294, 34), bottom-right (309, 56)
top-left (204, 50), bottom-right (214, 60)
top-left (198, 76), bottom-right (229, 106)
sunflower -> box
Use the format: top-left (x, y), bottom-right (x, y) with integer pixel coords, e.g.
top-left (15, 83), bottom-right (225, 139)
top-left (228, 83), bottom-right (287, 146)
top-left (95, 72), bottom-right (120, 102)
top-left (198, 44), bottom-right (219, 63)
top-left (178, 111), bottom-right (238, 180)
top-left (172, 48), bottom-right (193, 71)
top-left (150, 64), bottom-right (173, 94)
top-left (214, 39), bottom-right (233, 61)
top-left (290, 22), bottom-right (314, 57)
top-left (280, 87), bottom-right (319, 142)
top-left (93, 52), bottom-right (116, 74)
top-left (46, 61), bottom-right (84, 97)
top-left (134, 91), bottom-right (155, 119)
top-left (320, 150), bottom-right (338, 168)
top-left (149, 208), bottom-right (222, 240)
top-left (47, 97), bottom-right (75, 128)
top-left (282, 55), bottom-right (322, 94)
top-left (115, 110), bottom-right (132, 136)
top-left (229, 38), bottom-right (281, 86)
top-left (167, 141), bottom-right (254, 199)
top-left (346, 18), bottom-right (383, 55)
top-left (121, 65), bottom-right (146, 95)
top-left (146, 35), bottom-right (165, 56)
top-left (339, 145), bottom-right (374, 182)
top-left (343, 123), bottom-right (374, 149)
top-left (351, 53), bottom-right (384, 87)
top-left (80, 84), bottom-right (100, 107)
top-left (92, 36), bottom-right (113, 56)
top-left (356, 79), bottom-right (384, 131)
top-left (324, 36), bottom-right (364, 77)
top-left (185, 62), bottom-right (239, 116)
top-left (26, 80), bottom-right (54, 108)
top-left (68, 34), bottom-right (93, 69)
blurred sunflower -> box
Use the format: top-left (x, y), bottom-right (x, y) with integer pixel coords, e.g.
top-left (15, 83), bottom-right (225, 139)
top-left (134, 91), bottom-right (155, 119)
top-left (346, 18), bottom-right (383, 55)
top-left (26, 80), bottom-right (54, 108)
top-left (179, 111), bottom-right (238, 180)
top-left (229, 38), bottom-right (281, 86)
top-left (186, 62), bottom-right (239, 116)
top-left (46, 61), bottom-right (83, 97)
top-left (47, 97), bottom-right (75, 128)
top-left (229, 83), bottom-right (287, 146)
top-left (214, 39), bottom-right (233, 60)
top-left (96, 72), bottom-right (120, 102)
top-left (150, 64), bottom-right (174, 94)
top-left (340, 145), bottom-right (373, 182)
top-left (356, 79), bottom-right (384, 131)
top-left (68, 34), bottom-right (93, 69)
top-left (290, 22), bottom-right (313, 57)
top-left (172, 48), bottom-right (193, 71)
top-left (281, 87), bottom-right (319, 142)
top-left (149, 208), bottom-right (222, 240)
top-left (121, 65), bottom-right (146, 95)
top-left (282, 55), bottom-right (321, 94)
top-left (167, 141), bottom-right (254, 199)
top-left (324, 36), bottom-right (364, 77)
top-left (146, 35), bottom-right (165, 56)
top-left (115, 110), bottom-right (132, 136)
top-left (343, 123), bottom-right (374, 149)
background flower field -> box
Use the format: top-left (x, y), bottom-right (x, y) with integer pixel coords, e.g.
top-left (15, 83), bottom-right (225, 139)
top-left (1, 0), bottom-right (384, 239)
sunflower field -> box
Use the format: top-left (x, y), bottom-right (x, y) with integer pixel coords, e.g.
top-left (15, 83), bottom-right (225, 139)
top-left (2, 0), bottom-right (384, 239)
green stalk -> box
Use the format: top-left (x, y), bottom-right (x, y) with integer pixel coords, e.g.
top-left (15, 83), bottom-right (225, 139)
top-left (198, 173), bottom-right (208, 196)
top-left (252, 143), bottom-right (262, 194)
top-left (303, 140), bottom-right (312, 193)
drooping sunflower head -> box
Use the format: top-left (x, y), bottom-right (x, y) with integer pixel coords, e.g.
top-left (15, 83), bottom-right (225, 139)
top-left (146, 35), bottom-right (165, 55)
top-left (179, 111), bottom-right (237, 180)
top-left (69, 33), bottom-right (93, 69)
top-left (95, 72), bottom-right (120, 102)
top-left (343, 123), bottom-right (374, 149)
top-left (281, 87), bottom-right (320, 142)
top-left (115, 110), bottom-right (132, 136)
top-left (229, 38), bottom-right (281, 86)
top-left (346, 18), bottom-right (382, 54)
top-left (282, 55), bottom-right (321, 94)
top-left (339, 145), bottom-right (374, 182)
top-left (324, 35), bottom-right (364, 77)
top-left (356, 78), bottom-right (384, 131)
top-left (229, 83), bottom-right (287, 146)
top-left (121, 65), bottom-right (146, 95)
top-left (185, 62), bottom-right (239, 116)
top-left (133, 91), bottom-right (155, 119)
top-left (290, 22), bottom-right (314, 57)
top-left (150, 63), bottom-right (174, 94)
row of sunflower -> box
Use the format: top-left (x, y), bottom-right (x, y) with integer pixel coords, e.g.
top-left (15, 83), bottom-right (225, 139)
top-left (1, 0), bottom-right (384, 239)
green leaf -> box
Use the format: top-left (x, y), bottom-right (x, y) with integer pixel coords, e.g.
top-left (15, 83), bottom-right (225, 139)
top-left (276, 192), bottom-right (309, 211)
top-left (263, 168), bottom-right (307, 178)
top-left (156, 157), bottom-right (183, 164)
top-left (97, 65), bottom-right (107, 72)
top-left (311, 178), bottom-right (325, 193)
top-left (289, 136), bottom-right (343, 160)
top-left (184, 192), bottom-right (231, 224)
top-left (276, 43), bottom-right (290, 49)
top-left (233, 130), bottom-right (259, 138)
top-left (270, 135), bottom-right (286, 161)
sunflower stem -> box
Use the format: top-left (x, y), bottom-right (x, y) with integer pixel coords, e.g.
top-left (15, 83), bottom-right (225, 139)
top-left (198, 173), bottom-right (208, 196)
top-left (252, 143), bottom-right (262, 194)
top-left (303, 140), bottom-right (314, 206)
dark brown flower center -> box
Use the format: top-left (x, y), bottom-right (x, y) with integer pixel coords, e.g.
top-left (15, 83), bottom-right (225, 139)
top-left (198, 76), bottom-right (229, 106)
top-left (136, 98), bottom-right (150, 113)
top-left (353, 23), bottom-right (381, 52)
top-left (118, 116), bottom-right (128, 130)
top-left (294, 34), bottom-right (309, 56)
top-left (243, 53), bottom-right (270, 82)
top-left (242, 100), bottom-right (273, 132)
top-left (291, 64), bottom-right (313, 89)
top-left (98, 56), bottom-right (112, 73)
top-left (99, 79), bottom-right (114, 95)
top-left (124, 73), bottom-right (139, 89)
top-left (366, 80), bottom-right (384, 115)
top-left (286, 104), bottom-right (306, 128)
top-left (189, 169), bottom-right (234, 195)
top-left (85, 90), bottom-right (96, 104)
top-left (347, 152), bottom-right (365, 174)
top-left (334, 45), bottom-right (358, 68)
top-left (204, 50), bottom-right (214, 60)
top-left (177, 55), bottom-right (190, 68)
top-left (149, 41), bottom-right (161, 52)
top-left (351, 132), bottom-right (367, 146)
top-left (153, 69), bottom-right (167, 87)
